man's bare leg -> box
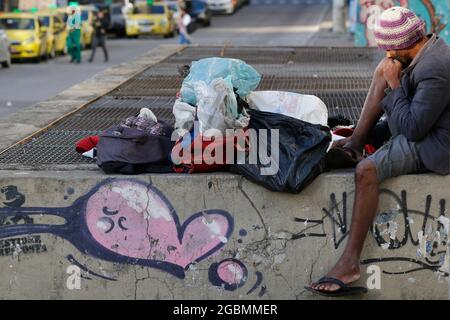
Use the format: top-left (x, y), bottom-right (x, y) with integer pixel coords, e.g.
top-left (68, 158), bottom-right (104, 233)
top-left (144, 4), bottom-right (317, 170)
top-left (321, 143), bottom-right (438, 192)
top-left (310, 60), bottom-right (390, 292)
top-left (310, 159), bottom-right (379, 291)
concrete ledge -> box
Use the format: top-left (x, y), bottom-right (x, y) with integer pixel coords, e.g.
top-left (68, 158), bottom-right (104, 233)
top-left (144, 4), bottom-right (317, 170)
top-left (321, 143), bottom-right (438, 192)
top-left (0, 45), bottom-right (185, 152)
top-left (0, 44), bottom-right (448, 300)
top-left (0, 170), bottom-right (448, 299)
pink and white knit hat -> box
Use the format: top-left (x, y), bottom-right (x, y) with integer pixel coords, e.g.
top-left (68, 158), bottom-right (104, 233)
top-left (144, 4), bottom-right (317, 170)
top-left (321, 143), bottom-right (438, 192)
top-left (374, 7), bottom-right (426, 51)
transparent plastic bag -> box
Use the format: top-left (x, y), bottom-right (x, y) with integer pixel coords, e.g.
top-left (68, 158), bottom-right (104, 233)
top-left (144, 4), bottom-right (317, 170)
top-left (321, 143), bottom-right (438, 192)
top-left (194, 77), bottom-right (250, 138)
top-left (172, 99), bottom-right (196, 139)
top-left (181, 57), bottom-right (261, 106)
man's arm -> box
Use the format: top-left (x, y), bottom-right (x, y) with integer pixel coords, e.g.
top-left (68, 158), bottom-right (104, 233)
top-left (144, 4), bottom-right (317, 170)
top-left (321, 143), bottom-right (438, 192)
top-left (381, 62), bottom-right (449, 141)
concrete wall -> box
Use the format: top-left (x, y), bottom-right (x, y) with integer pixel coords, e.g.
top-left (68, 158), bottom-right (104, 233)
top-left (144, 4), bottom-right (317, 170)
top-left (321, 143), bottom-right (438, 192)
top-left (355, 0), bottom-right (450, 47)
top-left (0, 170), bottom-right (448, 299)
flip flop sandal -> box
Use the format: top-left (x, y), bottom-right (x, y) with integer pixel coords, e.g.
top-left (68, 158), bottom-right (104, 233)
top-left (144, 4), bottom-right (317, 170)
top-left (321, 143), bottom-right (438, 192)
top-left (305, 277), bottom-right (368, 297)
top-left (325, 147), bottom-right (363, 169)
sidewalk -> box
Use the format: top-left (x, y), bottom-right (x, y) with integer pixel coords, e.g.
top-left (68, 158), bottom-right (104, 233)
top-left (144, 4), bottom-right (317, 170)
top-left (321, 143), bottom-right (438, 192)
top-left (308, 4), bottom-right (355, 47)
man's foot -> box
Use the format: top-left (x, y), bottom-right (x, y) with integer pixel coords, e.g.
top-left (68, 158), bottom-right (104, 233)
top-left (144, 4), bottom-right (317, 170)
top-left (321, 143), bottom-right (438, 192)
top-left (309, 258), bottom-right (361, 293)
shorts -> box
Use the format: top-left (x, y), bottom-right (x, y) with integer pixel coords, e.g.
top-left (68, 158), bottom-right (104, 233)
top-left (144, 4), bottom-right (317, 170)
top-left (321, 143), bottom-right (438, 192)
top-left (367, 134), bottom-right (428, 182)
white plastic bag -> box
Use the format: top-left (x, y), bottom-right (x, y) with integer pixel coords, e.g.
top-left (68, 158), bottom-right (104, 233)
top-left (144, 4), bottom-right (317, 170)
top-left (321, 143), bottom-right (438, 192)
top-left (194, 77), bottom-right (249, 138)
top-left (172, 99), bottom-right (196, 139)
top-left (247, 91), bottom-right (328, 126)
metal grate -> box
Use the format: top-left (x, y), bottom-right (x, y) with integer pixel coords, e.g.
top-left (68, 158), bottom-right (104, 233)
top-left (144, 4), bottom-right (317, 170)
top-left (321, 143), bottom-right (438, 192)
top-left (26, 130), bottom-right (101, 146)
top-left (139, 62), bottom-right (376, 79)
top-left (165, 47), bottom-right (298, 64)
top-left (55, 108), bottom-right (175, 130)
top-left (257, 76), bottom-right (372, 92)
top-left (292, 47), bottom-right (385, 63)
top-left (0, 47), bottom-right (379, 167)
top-left (316, 91), bottom-right (367, 110)
top-left (327, 107), bottom-right (362, 124)
top-left (252, 65), bottom-right (375, 79)
top-left (54, 96), bottom-right (176, 129)
top-left (111, 77), bottom-right (183, 96)
top-left (0, 145), bottom-right (94, 165)
top-left (139, 63), bottom-right (187, 77)
top-left (164, 46), bottom-right (384, 65)
top-left (90, 95), bottom-right (176, 108)
top-left (112, 76), bottom-right (372, 97)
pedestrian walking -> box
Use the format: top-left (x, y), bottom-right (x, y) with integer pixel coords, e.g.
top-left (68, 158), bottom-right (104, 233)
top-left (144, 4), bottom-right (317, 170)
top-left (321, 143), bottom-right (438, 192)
top-left (66, 5), bottom-right (82, 64)
top-left (177, 7), bottom-right (193, 45)
top-left (89, 10), bottom-right (109, 63)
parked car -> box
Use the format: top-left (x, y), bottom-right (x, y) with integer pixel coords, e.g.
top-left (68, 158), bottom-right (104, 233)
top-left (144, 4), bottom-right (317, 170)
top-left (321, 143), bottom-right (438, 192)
top-left (79, 5), bottom-right (96, 49)
top-left (0, 12), bottom-right (48, 62)
top-left (109, 3), bottom-right (126, 37)
top-left (126, 2), bottom-right (175, 38)
top-left (192, 0), bottom-right (212, 26)
top-left (36, 11), bottom-right (68, 57)
top-left (0, 28), bottom-right (11, 68)
top-left (53, 12), bottom-right (68, 55)
top-left (206, 0), bottom-right (249, 15)
top-left (166, 0), bottom-right (211, 27)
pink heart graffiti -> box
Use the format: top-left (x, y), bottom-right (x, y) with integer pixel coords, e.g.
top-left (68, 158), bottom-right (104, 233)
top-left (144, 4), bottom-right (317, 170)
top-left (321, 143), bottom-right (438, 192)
top-left (84, 180), bottom-right (234, 273)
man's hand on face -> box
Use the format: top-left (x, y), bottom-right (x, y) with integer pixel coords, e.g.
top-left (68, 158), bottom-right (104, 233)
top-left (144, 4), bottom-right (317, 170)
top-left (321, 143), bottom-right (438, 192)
top-left (382, 58), bottom-right (403, 90)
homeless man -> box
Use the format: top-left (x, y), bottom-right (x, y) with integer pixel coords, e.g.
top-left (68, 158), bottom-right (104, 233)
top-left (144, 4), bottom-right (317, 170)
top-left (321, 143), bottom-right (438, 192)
top-left (307, 7), bottom-right (450, 296)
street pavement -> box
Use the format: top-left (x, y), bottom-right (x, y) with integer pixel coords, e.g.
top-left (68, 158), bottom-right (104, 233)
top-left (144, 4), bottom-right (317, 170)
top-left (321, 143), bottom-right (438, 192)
top-left (0, 1), bottom-right (341, 118)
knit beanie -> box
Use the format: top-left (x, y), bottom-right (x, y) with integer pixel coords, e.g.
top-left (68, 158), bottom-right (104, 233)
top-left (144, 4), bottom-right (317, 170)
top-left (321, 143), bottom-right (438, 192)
top-left (374, 7), bottom-right (426, 51)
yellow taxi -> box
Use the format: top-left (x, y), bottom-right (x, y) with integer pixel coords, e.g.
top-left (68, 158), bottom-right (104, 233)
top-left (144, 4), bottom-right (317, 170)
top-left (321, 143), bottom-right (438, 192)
top-left (0, 12), bottom-right (48, 62)
top-left (36, 11), bottom-right (68, 57)
top-left (79, 5), bottom-right (96, 48)
top-left (126, 2), bottom-right (175, 38)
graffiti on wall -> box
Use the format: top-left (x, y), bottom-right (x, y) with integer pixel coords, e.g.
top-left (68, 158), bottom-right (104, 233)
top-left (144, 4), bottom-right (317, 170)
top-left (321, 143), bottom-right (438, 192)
top-left (2, 179), bottom-right (447, 294)
top-left (292, 189), bottom-right (449, 277)
top-left (356, 0), bottom-right (450, 47)
top-left (0, 179), bottom-right (267, 296)
top-left (0, 179), bottom-right (234, 279)
top-left (0, 185), bottom-right (31, 226)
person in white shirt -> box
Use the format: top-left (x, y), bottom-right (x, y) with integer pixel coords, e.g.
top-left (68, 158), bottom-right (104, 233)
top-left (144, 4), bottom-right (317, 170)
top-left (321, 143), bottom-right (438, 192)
top-left (177, 7), bottom-right (193, 45)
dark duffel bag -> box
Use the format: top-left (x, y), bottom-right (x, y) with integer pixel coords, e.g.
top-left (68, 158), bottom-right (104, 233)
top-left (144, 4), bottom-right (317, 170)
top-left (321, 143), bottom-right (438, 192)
top-left (96, 121), bottom-right (175, 174)
top-left (230, 109), bottom-right (331, 193)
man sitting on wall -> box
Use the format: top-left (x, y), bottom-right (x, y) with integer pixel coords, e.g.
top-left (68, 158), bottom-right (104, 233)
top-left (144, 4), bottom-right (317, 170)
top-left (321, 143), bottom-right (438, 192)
top-left (307, 6), bottom-right (450, 296)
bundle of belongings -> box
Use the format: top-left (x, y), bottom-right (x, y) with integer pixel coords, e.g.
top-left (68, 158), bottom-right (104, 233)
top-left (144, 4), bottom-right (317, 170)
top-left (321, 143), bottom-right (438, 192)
top-left (76, 108), bottom-right (174, 174)
top-left (75, 57), bottom-right (371, 193)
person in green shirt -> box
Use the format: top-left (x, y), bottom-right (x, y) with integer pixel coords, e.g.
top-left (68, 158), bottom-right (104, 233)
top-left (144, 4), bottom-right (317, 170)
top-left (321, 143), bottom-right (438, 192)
top-left (66, 5), bottom-right (82, 63)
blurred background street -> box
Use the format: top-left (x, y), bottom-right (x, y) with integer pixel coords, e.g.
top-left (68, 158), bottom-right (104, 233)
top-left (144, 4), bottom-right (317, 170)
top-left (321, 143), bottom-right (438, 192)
top-left (0, 0), bottom-right (353, 118)
top-left (1, 0), bottom-right (449, 118)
